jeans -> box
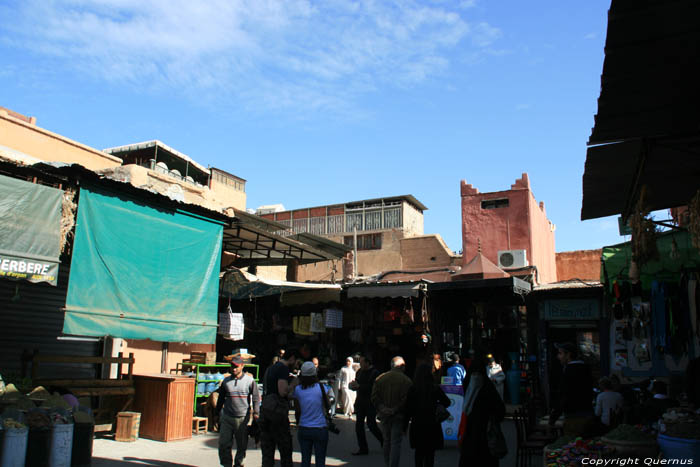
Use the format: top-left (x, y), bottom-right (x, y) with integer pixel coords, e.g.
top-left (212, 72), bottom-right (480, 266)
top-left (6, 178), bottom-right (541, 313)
top-left (355, 404), bottom-right (383, 452)
top-left (260, 411), bottom-right (293, 467)
top-left (297, 426), bottom-right (329, 467)
top-left (380, 414), bottom-right (405, 467)
top-left (218, 413), bottom-right (249, 467)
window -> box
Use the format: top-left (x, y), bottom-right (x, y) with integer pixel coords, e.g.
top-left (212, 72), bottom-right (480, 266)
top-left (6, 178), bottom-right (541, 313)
top-left (327, 215), bottom-right (344, 234)
top-left (481, 198), bottom-right (509, 209)
top-left (344, 233), bottom-right (382, 250)
top-left (212, 170), bottom-right (246, 192)
top-left (309, 217), bottom-right (325, 235)
top-left (346, 213), bottom-right (363, 232)
top-left (365, 210), bottom-right (381, 230)
top-left (292, 218), bottom-right (308, 234)
top-left (384, 207), bottom-right (401, 228)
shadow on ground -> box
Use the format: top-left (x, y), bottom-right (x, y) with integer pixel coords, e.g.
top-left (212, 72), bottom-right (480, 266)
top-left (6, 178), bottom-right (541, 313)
top-left (92, 458), bottom-right (197, 466)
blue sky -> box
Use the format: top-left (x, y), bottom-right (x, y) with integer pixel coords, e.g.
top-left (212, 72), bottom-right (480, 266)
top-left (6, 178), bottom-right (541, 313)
top-left (0, 0), bottom-right (624, 253)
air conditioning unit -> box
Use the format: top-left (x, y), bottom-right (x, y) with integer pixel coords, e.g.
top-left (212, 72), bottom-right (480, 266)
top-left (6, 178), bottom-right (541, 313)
top-left (497, 249), bottom-right (528, 269)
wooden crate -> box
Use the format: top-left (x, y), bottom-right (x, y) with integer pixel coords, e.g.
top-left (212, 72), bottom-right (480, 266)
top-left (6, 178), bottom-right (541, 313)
top-left (115, 411), bottom-right (141, 442)
top-left (190, 351), bottom-right (216, 365)
top-left (134, 374), bottom-right (195, 442)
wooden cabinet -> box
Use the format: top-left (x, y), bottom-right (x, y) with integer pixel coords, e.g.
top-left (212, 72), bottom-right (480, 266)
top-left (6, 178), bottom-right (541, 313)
top-left (133, 374), bottom-right (194, 442)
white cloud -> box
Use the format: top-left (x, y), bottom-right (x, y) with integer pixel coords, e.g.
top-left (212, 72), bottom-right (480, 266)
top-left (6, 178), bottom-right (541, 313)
top-left (584, 32), bottom-right (598, 40)
top-left (1, 0), bottom-right (501, 114)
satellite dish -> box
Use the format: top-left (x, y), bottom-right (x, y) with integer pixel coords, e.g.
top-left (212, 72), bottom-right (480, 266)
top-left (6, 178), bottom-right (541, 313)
top-left (185, 176), bottom-right (195, 184)
top-left (170, 169), bottom-right (182, 178)
top-left (155, 161), bottom-right (168, 173)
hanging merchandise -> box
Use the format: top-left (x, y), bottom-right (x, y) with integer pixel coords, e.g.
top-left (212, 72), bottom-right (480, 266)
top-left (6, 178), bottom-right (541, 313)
top-left (219, 301), bottom-right (245, 340)
top-left (229, 313), bottom-right (244, 341)
top-left (310, 312), bottom-right (325, 333)
top-left (349, 329), bottom-right (363, 343)
top-left (293, 316), bottom-right (313, 336)
top-left (324, 308), bottom-right (343, 328)
top-left (651, 281), bottom-right (669, 352)
top-left (218, 302), bottom-right (233, 335)
top-left (404, 298), bottom-right (415, 323)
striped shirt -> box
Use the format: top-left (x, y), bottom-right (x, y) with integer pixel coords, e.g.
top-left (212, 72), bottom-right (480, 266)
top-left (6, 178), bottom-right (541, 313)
top-left (217, 373), bottom-right (260, 418)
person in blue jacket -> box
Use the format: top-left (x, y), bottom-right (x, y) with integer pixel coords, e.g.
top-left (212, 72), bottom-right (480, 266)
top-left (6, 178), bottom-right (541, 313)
top-left (446, 353), bottom-right (466, 385)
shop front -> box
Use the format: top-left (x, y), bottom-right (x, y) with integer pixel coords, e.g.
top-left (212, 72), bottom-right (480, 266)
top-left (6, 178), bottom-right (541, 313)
top-left (428, 277), bottom-right (531, 403)
top-left (528, 283), bottom-right (606, 410)
top-left (602, 230), bottom-right (700, 389)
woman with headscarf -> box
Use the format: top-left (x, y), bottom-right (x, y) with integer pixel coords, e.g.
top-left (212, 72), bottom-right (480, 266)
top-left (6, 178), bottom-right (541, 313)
top-left (458, 356), bottom-right (506, 467)
top-left (338, 356), bottom-right (357, 417)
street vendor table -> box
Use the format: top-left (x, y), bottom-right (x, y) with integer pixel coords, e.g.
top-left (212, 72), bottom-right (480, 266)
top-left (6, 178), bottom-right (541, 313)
top-left (133, 374), bottom-right (194, 442)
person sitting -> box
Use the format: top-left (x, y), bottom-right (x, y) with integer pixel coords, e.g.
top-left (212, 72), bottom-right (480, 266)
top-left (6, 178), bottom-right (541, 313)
top-left (594, 377), bottom-right (623, 428)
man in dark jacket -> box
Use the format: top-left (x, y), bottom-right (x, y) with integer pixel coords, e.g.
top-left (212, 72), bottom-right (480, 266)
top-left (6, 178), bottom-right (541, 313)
top-left (549, 342), bottom-right (595, 437)
top-left (351, 356), bottom-right (383, 455)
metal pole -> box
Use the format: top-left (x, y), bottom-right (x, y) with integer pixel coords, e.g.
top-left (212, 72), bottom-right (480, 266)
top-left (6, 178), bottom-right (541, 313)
top-left (353, 227), bottom-right (358, 279)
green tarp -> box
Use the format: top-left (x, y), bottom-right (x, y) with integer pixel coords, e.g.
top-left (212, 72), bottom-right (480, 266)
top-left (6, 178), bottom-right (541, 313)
top-left (0, 174), bottom-right (62, 286)
top-left (64, 186), bottom-right (223, 343)
top-left (602, 230), bottom-right (700, 293)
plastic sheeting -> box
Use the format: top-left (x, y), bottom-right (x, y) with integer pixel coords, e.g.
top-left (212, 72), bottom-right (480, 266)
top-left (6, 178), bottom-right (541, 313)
top-left (0, 174), bottom-right (62, 285)
top-left (601, 230), bottom-right (700, 293)
top-left (64, 187), bottom-right (223, 343)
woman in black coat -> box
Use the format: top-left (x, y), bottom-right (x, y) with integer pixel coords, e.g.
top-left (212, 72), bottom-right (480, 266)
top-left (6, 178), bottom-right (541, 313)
top-left (458, 356), bottom-right (506, 467)
top-left (406, 362), bottom-right (451, 467)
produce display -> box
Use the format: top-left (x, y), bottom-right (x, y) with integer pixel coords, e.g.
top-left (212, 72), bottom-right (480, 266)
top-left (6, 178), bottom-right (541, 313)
top-left (603, 424), bottom-right (656, 442)
top-left (545, 437), bottom-right (608, 467)
top-left (3, 417), bottom-right (26, 429)
top-left (661, 409), bottom-right (700, 440)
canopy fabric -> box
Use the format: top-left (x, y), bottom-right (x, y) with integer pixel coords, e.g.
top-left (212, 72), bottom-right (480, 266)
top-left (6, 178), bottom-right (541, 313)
top-left (346, 283), bottom-right (425, 299)
top-left (221, 267), bottom-right (341, 302)
top-left (582, 0), bottom-right (700, 220)
top-left (0, 173), bottom-right (62, 285)
top-left (64, 186), bottom-right (223, 343)
top-left (601, 230), bottom-right (700, 294)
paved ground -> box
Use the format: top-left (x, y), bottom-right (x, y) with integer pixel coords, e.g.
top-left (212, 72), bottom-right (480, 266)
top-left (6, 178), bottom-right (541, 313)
top-left (92, 416), bottom-right (531, 466)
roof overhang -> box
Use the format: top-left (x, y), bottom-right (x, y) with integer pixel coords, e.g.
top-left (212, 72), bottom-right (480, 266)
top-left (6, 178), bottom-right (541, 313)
top-left (104, 140), bottom-right (210, 174)
top-left (428, 276), bottom-right (531, 296)
top-left (345, 282), bottom-right (427, 299)
top-left (582, 136), bottom-right (700, 220)
top-left (221, 267), bottom-right (341, 302)
top-left (581, 0), bottom-right (700, 220)
top-left (223, 219), bottom-right (347, 267)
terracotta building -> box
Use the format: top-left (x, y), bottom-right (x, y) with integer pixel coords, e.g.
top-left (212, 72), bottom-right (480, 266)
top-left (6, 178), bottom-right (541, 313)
top-left (459, 173), bottom-right (557, 284)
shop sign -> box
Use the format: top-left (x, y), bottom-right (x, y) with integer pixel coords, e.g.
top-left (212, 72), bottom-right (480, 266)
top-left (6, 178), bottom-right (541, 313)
top-left (0, 174), bottom-right (63, 286)
top-left (0, 252), bottom-right (59, 285)
top-left (544, 299), bottom-right (600, 320)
